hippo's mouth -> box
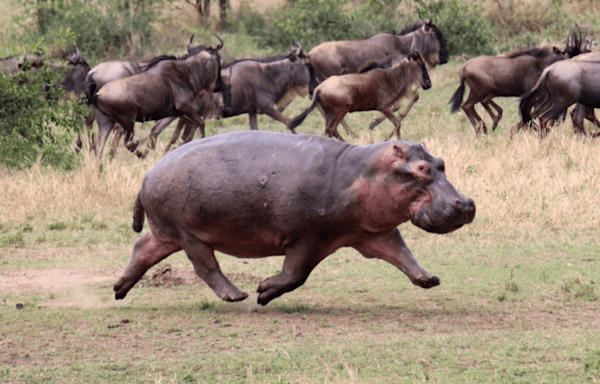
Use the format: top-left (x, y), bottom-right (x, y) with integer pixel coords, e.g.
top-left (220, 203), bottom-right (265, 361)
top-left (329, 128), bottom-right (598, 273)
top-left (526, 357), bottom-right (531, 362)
top-left (410, 203), bottom-right (475, 234)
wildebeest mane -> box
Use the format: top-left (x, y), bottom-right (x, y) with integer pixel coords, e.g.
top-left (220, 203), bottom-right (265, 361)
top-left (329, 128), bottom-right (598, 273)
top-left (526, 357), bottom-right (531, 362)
top-left (395, 20), bottom-right (424, 36)
top-left (504, 47), bottom-right (555, 58)
top-left (138, 55), bottom-right (179, 72)
top-left (255, 54), bottom-right (287, 63)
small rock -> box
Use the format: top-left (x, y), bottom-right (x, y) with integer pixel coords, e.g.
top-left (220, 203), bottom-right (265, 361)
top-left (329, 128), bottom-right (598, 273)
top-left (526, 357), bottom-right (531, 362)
top-left (120, 319), bottom-right (130, 324)
top-left (16, 303), bottom-right (24, 309)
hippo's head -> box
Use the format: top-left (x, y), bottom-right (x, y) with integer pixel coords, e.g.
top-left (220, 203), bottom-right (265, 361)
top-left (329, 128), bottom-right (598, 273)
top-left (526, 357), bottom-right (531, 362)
top-left (398, 144), bottom-right (475, 233)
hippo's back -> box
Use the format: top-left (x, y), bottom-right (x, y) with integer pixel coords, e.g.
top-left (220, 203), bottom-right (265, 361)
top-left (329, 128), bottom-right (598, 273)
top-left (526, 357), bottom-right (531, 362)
top-left (139, 131), bottom-right (373, 249)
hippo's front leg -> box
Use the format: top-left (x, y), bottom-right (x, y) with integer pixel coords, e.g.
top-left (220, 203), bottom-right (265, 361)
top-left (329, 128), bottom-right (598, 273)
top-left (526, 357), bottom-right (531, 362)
top-left (353, 228), bottom-right (440, 289)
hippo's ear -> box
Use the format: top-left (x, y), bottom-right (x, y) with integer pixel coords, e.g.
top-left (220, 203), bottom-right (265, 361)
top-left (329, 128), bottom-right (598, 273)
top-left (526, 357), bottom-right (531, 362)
top-left (392, 144), bottom-right (408, 161)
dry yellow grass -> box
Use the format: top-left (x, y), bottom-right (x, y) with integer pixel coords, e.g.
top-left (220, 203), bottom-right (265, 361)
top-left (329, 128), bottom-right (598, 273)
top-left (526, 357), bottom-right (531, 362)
top-left (1, 122), bottom-right (599, 239)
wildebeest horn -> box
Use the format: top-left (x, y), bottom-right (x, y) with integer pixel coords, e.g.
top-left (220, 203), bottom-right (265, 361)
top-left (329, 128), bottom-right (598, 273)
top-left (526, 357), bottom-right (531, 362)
top-left (75, 46), bottom-right (80, 58)
top-left (214, 35), bottom-right (224, 50)
top-left (188, 34), bottom-right (195, 50)
top-left (428, 11), bottom-right (432, 22)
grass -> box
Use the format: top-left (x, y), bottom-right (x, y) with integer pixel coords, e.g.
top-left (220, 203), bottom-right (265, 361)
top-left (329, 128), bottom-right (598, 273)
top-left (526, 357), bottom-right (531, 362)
top-left (2, 20), bottom-right (600, 384)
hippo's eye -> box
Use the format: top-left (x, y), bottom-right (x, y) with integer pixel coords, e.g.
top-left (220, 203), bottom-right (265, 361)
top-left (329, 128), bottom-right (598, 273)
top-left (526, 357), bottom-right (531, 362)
top-left (419, 165), bottom-right (424, 172)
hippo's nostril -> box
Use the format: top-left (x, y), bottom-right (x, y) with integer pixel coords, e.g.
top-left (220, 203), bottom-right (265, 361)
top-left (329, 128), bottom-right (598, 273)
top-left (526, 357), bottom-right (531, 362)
top-left (455, 200), bottom-right (462, 209)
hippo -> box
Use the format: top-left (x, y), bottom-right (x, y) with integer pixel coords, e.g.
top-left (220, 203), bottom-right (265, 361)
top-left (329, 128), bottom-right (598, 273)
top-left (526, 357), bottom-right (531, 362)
top-left (114, 130), bottom-right (475, 305)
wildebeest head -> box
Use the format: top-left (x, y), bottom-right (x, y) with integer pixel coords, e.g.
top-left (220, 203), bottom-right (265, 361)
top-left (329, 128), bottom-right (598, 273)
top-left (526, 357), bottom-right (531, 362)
top-left (187, 34), bottom-right (225, 56)
top-left (398, 15), bottom-right (449, 67)
top-left (564, 26), bottom-right (583, 58)
top-left (384, 143), bottom-right (476, 234)
top-left (286, 42), bottom-right (318, 95)
top-left (62, 47), bottom-right (91, 93)
top-left (406, 51), bottom-right (432, 90)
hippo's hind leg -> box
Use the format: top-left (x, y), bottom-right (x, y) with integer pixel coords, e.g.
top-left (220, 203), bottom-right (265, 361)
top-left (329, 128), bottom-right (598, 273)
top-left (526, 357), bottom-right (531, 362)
top-left (114, 231), bottom-right (182, 300)
top-left (257, 240), bottom-right (325, 305)
top-left (181, 235), bottom-right (249, 302)
top-left (353, 229), bottom-right (440, 289)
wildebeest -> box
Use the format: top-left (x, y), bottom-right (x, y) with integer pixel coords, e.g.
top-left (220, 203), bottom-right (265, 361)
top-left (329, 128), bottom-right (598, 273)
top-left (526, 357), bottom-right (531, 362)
top-left (131, 43), bottom-right (317, 152)
top-left (82, 35), bottom-right (219, 156)
top-left (568, 48), bottom-right (600, 135)
top-left (0, 53), bottom-right (44, 74)
top-left (308, 17), bottom-right (448, 136)
top-left (519, 58), bottom-right (600, 138)
top-left (289, 52), bottom-right (431, 141)
top-left (86, 37), bottom-right (224, 163)
top-left (449, 40), bottom-right (580, 135)
top-left (113, 130), bottom-right (475, 305)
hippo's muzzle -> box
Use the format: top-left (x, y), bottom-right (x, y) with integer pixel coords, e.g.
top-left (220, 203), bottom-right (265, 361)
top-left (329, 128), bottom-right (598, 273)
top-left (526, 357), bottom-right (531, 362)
top-left (411, 195), bottom-right (476, 234)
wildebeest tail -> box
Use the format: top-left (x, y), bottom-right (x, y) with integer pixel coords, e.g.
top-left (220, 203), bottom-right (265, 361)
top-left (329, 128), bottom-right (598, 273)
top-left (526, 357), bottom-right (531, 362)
top-left (449, 66), bottom-right (466, 113)
top-left (306, 62), bottom-right (318, 96)
top-left (288, 90), bottom-right (320, 131)
top-left (83, 73), bottom-right (97, 106)
top-left (132, 193), bottom-right (145, 233)
top-left (519, 71), bottom-right (549, 126)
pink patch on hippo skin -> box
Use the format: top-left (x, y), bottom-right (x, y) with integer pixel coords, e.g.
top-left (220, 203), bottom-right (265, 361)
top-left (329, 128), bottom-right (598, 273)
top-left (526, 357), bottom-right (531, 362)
top-left (375, 144), bottom-right (409, 173)
top-left (409, 160), bottom-right (432, 184)
top-left (409, 190), bottom-right (433, 218)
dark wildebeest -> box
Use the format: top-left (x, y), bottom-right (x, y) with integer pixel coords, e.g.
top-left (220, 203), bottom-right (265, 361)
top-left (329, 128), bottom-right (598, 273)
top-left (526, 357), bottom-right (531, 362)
top-left (288, 52), bottom-right (431, 141)
top-left (132, 43), bottom-right (318, 153)
top-left (113, 130), bottom-right (475, 305)
top-left (87, 38), bottom-right (224, 163)
top-left (308, 17), bottom-right (448, 136)
top-left (519, 58), bottom-right (600, 138)
top-left (449, 32), bottom-right (581, 135)
top-left (568, 48), bottom-right (600, 135)
top-left (0, 53), bottom-right (44, 74)
top-left (82, 35), bottom-right (220, 156)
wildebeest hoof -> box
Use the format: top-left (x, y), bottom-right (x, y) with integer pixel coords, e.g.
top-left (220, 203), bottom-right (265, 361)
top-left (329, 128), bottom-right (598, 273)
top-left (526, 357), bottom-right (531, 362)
top-left (413, 275), bottom-right (440, 289)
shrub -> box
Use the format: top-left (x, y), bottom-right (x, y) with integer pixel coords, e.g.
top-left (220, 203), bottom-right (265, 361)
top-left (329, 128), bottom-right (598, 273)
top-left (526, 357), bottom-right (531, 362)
top-left (0, 63), bottom-right (83, 169)
top-left (35, 0), bottom-right (158, 62)
top-left (417, 0), bottom-right (494, 56)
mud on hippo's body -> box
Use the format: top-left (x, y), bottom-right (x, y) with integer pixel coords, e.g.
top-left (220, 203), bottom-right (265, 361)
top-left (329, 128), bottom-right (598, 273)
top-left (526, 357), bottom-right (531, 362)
top-left (114, 130), bottom-right (475, 305)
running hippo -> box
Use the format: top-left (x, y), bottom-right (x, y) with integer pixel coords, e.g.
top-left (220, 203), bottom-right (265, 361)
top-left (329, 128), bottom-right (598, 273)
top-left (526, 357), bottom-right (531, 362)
top-left (114, 131), bottom-right (475, 305)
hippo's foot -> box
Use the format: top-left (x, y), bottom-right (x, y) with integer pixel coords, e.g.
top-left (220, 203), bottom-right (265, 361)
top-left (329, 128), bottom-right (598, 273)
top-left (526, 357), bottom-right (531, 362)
top-left (412, 275), bottom-right (440, 289)
top-left (218, 289), bottom-right (249, 302)
top-left (113, 278), bottom-right (132, 300)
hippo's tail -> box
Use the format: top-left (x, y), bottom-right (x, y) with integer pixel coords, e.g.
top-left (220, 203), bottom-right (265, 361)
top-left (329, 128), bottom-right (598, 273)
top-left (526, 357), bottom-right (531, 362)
top-left (449, 66), bottom-right (465, 113)
top-left (288, 90), bottom-right (320, 131)
top-left (132, 193), bottom-right (145, 233)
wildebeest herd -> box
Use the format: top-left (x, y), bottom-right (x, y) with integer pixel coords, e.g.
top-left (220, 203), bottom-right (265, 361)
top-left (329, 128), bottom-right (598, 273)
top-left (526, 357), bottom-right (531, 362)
top-left (2, 17), bottom-right (598, 305)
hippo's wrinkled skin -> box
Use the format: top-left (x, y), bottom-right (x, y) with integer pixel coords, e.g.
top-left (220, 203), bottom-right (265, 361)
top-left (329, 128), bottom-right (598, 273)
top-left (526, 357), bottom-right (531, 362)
top-left (114, 131), bottom-right (475, 305)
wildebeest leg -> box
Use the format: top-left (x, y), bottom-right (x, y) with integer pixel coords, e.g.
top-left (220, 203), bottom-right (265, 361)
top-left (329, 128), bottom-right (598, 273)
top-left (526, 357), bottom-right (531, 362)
top-left (324, 110), bottom-right (347, 142)
top-left (165, 118), bottom-right (186, 153)
top-left (481, 99), bottom-right (503, 132)
top-left (182, 236), bottom-right (249, 302)
top-left (461, 93), bottom-right (488, 136)
top-left (353, 228), bottom-right (440, 289)
top-left (95, 108), bottom-right (117, 169)
top-left (130, 116), bottom-right (177, 151)
top-left (249, 113), bottom-right (258, 130)
top-left (571, 104), bottom-right (586, 135)
top-left (381, 109), bottom-right (404, 141)
top-left (263, 108), bottom-right (298, 134)
top-left (256, 239), bottom-right (326, 305)
top-left (369, 100), bottom-right (400, 130)
top-left (114, 231), bottom-right (182, 300)
top-left (339, 119), bottom-right (358, 138)
top-left (108, 126), bottom-right (124, 159)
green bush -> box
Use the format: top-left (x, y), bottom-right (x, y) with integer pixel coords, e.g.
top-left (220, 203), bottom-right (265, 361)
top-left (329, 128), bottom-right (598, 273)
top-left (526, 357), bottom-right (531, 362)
top-left (0, 63), bottom-right (83, 169)
top-left (418, 0), bottom-right (494, 55)
top-left (36, 0), bottom-right (157, 62)
top-left (237, 0), bottom-right (370, 52)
